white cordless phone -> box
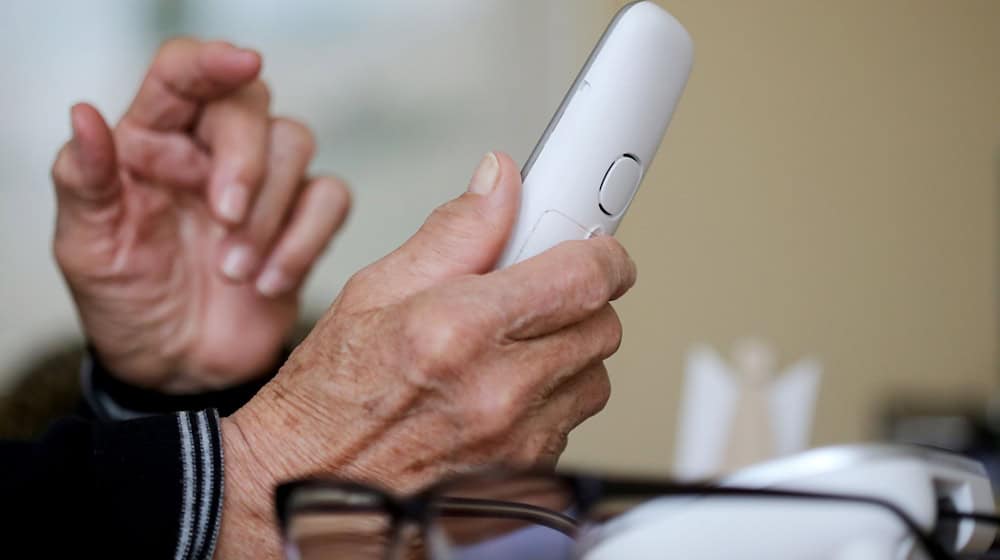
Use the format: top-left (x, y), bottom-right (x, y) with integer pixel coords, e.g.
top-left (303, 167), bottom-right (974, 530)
top-left (495, 1), bottom-right (694, 269)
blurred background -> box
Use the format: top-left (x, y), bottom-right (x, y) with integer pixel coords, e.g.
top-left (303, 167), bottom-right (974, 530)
top-left (0, 0), bottom-right (998, 476)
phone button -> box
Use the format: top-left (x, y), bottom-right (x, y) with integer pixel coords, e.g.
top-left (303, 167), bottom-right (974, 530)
top-left (598, 156), bottom-right (643, 216)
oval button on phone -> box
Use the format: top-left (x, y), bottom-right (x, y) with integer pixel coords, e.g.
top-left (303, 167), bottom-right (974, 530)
top-left (598, 156), bottom-right (643, 216)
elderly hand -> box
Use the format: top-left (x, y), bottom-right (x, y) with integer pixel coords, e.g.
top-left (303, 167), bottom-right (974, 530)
top-left (51, 39), bottom-right (350, 392)
top-left (216, 152), bottom-right (637, 557)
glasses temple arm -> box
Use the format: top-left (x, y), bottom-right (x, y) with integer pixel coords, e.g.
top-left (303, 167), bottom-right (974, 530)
top-left (435, 497), bottom-right (579, 537)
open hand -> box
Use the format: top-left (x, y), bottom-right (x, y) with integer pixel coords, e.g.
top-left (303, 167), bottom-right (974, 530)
top-left (51, 39), bottom-right (350, 392)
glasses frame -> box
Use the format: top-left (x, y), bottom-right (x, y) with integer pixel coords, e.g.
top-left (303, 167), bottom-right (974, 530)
top-left (275, 468), bottom-right (1000, 560)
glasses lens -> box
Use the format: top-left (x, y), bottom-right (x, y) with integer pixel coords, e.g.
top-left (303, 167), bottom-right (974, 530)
top-left (288, 511), bottom-right (391, 560)
top-left (431, 473), bottom-right (579, 559)
top-left (284, 486), bottom-right (395, 560)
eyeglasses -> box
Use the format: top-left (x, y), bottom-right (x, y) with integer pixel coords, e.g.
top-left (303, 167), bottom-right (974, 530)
top-left (275, 468), bottom-right (1000, 560)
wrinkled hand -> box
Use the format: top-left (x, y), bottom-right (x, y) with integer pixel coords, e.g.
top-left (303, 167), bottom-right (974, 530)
top-left (51, 39), bottom-right (350, 392)
top-left (217, 153), bottom-right (636, 557)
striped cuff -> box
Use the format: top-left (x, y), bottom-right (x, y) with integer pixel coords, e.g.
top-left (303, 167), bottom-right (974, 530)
top-left (93, 409), bottom-right (225, 560)
top-left (175, 410), bottom-right (225, 560)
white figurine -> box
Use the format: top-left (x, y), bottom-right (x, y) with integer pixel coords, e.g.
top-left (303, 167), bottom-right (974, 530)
top-left (674, 339), bottom-right (822, 479)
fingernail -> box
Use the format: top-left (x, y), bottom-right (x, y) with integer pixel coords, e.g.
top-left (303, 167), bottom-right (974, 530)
top-left (222, 244), bottom-right (256, 281)
top-left (218, 183), bottom-right (249, 224)
top-left (256, 267), bottom-right (293, 297)
top-left (232, 48), bottom-right (260, 66)
top-left (467, 152), bottom-right (500, 196)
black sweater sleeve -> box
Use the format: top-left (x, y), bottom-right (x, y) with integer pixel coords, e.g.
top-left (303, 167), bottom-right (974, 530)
top-left (0, 349), bottom-right (282, 558)
top-left (0, 409), bottom-right (224, 560)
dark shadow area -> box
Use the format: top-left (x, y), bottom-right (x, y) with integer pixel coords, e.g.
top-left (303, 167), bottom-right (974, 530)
top-left (0, 318), bottom-right (319, 440)
top-left (0, 342), bottom-right (83, 439)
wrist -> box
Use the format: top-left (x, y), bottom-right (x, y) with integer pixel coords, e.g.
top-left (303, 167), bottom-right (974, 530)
top-left (83, 347), bottom-right (284, 419)
top-left (88, 338), bottom-right (287, 394)
top-left (216, 415), bottom-right (283, 559)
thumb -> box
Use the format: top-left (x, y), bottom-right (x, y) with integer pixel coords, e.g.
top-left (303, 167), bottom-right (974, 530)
top-left (367, 151), bottom-right (522, 300)
top-left (52, 103), bottom-right (119, 221)
top-left (51, 103), bottom-right (121, 267)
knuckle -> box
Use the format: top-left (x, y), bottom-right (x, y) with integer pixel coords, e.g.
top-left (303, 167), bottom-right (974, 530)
top-left (403, 304), bottom-right (472, 379)
top-left (272, 118), bottom-right (316, 158)
top-left (50, 144), bottom-right (74, 187)
top-left (156, 37), bottom-right (193, 58)
top-left (344, 265), bottom-right (375, 293)
top-left (51, 236), bottom-right (73, 269)
top-left (584, 367), bottom-right (613, 417)
top-left (599, 305), bottom-right (624, 357)
top-left (244, 79), bottom-right (271, 105)
top-left (559, 366), bottom-right (612, 429)
top-left (563, 243), bottom-right (613, 308)
top-left (598, 236), bottom-right (637, 293)
top-left (311, 177), bottom-right (352, 216)
top-left (272, 248), bottom-right (310, 280)
top-left (426, 201), bottom-right (463, 232)
top-left (338, 266), bottom-right (379, 308)
top-left (236, 80), bottom-right (271, 110)
top-left (427, 198), bottom-right (493, 241)
top-left (152, 37), bottom-right (198, 75)
top-left (540, 432), bottom-right (570, 462)
top-left (515, 429), bottom-right (568, 467)
top-left (467, 384), bottom-right (520, 438)
top-left (51, 232), bottom-right (112, 278)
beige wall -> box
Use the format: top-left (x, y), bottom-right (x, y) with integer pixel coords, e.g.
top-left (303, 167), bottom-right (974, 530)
top-left (562, 0), bottom-right (1000, 473)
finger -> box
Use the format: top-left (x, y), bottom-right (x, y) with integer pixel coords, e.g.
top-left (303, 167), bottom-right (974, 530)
top-left (51, 103), bottom-right (120, 229)
top-left (197, 80), bottom-right (272, 225)
top-left (218, 117), bottom-right (316, 282)
top-left (254, 176), bottom-right (351, 297)
top-left (114, 123), bottom-right (211, 189)
top-left (515, 363), bottom-right (612, 466)
top-left (547, 362), bottom-right (612, 426)
top-left (543, 362), bottom-right (611, 434)
top-left (488, 236), bottom-right (636, 339)
top-left (124, 38), bottom-right (261, 131)
top-left (361, 152), bottom-right (521, 304)
top-left (508, 304), bottom-right (623, 394)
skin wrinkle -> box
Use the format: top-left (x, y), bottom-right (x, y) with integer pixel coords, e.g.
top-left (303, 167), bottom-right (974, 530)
top-left (50, 146), bottom-right (117, 207)
top-left (177, 199), bottom-right (208, 359)
top-left (348, 406), bottom-right (449, 488)
top-left (363, 395), bottom-right (478, 483)
top-left (194, 81), bottom-right (271, 158)
top-left (51, 169), bottom-right (121, 215)
top-left (146, 70), bottom-right (201, 130)
top-left (52, 204), bottom-right (123, 273)
top-left (260, 320), bottom-right (428, 483)
top-left (497, 243), bottom-right (629, 342)
top-left (103, 179), bottom-right (189, 374)
top-left (116, 125), bottom-right (211, 188)
top-left (86, 273), bottom-right (185, 384)
top-left (169, 44), bottom-right (228, 98)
